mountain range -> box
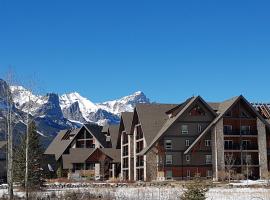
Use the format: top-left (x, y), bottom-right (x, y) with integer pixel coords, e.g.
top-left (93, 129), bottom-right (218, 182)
top-left (0, 79), bottom-right (150, 147)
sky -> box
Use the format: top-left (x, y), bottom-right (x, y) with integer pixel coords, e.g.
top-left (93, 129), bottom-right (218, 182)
top-left (0, 0), bottom-right (270, 103)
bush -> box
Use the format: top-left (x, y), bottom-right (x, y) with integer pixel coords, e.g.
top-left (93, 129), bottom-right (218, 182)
top-left (180, 179), bottom-right (209, 200)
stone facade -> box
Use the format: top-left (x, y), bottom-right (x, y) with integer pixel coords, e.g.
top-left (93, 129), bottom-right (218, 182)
top-left (257, 117), bottom-right (268, 178)
top-left (211, 119), bottom-right (225, 180)
top-left (146, 148), bottom-right (158, 181)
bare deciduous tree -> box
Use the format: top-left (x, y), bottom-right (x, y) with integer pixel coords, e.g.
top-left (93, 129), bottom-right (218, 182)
top-left (224, 153), bottom-right (235, 183)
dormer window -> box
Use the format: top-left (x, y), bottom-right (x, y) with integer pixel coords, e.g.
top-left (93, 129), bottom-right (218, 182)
top-left (189, 105), bottom-right (205, 116)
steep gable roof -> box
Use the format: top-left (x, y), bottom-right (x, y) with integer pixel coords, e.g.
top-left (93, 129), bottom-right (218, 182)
top-left (184, 95), bottom-right (270, 154)
top-left (139, 96), bottom-right (217, 155)
top-left (44, 128), bottom-right (81, 160)
top-left (135, 103), bottom-right (178, 146)
top-left (108, 124), bottom-right (120, 149)
top-left (121, 112), bottom-right (134, 134)
top-left (84, 123), bottom-right (106, 148)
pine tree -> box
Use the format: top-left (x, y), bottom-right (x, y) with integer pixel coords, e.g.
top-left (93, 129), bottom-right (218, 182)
top-left (13, 122), bottom-right (43, 189)
top-left (180, 179), bottom-right (209, 200)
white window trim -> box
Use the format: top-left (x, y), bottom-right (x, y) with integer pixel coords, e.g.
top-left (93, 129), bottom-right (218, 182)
top-left (198, 124), bottom-right (202, 133)
top-left (185, 139), bottom-right (190, 147)
top-left (186, 170), bottom-right (191, 178)
top-left (181, 125), bottom-right (189, 134)
top-left (165, 139), bottom-right (172, 150)
top-left (166, 155), bottom-right (173, 165)
top-left (205, 155), bottom-right (212, 164)
top-left (186, 155), bottom-right (190, 162)
top-left (205, 140), bottom-right (211, 147)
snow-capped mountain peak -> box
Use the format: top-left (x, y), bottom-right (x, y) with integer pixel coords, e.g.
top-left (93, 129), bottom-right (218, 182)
top-left (60, 92), bottom-right (97, 111)
top-left (10, 85), bottom-right (150, 126)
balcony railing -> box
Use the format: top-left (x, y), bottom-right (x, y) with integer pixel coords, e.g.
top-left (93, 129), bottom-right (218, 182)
top-left (224, 144), bottom-right (258, 150)
top-left (224, 130), bottom-right (258, 136)
top-left (232, 159), bottom-right (259, 166)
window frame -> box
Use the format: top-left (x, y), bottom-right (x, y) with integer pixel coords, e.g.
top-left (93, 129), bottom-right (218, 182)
top-left (205, 155), bottom-right (212, 164)
top-left (165, 154), bottom-right (173, 165)
top-left (186, 154), bottom-right (191, 162)
top-left (205, 140), bottom-right (211, 147)
top-left (181, 125), bottom-right (189, 134)
top-left (185, 139), bottom-right (190, 147)
top-left (164, 139), bottom-right (172, 150)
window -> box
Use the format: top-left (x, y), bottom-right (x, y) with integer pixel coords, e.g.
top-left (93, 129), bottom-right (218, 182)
top-left (224, 125), bottom-right (232, 133)
top-left (224, 140), bottom-right (233, 149)
top-left (245, 154), bottom-right (252, 164)
top-left (186, 155), bottom-right (190, 162)
top-left (123, 145), bottom-right (128, 156)
top-left (207, 170), bottom-right (212, 178)
top-left (205, 140), bottom-right (211, 147)
top-left (242, 140), bottom-right (250, 149)
top-left (189, 105), bottom-right (205, 116)
top-left (166, 170), bottom-right (173, 180)
top-left (181, 125), bottom-right (188, 134)
top-left (198, 124), bottom-right (202, 133)
top-left (241, 126), bottom-right (250, 134)
top-left (186, 170), bottom-right (191, 178)
top-left (185, 139), bottom-right (190, 147)
top-left (166, 155), bottom-right (173, 165)
top-left (165, 140), bottom-right (172, 150)
top-left (205, 155), bottom-right (212, 164)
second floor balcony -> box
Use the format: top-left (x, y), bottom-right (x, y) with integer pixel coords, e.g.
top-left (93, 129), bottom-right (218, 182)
top-left (224, 143), bottom-right (258, 151)
top-left (224, 130), bottom-right (258, 136)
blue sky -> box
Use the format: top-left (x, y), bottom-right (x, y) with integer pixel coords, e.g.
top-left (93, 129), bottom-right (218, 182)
top-left (0, 0), bottom-right (270, 103)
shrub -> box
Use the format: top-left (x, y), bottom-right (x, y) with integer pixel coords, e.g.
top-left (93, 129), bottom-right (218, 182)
top-left (180, 179), bottom-right (209, 200)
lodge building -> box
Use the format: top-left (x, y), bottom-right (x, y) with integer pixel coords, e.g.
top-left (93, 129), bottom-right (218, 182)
top-left (45, 95), bottom-right (270, 181)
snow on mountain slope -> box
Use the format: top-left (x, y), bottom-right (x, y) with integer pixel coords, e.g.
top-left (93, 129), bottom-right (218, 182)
top-left (10, 85), bottom-right (48, 114)
top-left (60, 92), bottom-right (98, 120)
top-left (10, 85), bottom-right (150, 125)
top-left (96, 91), bottom-right (150, 115)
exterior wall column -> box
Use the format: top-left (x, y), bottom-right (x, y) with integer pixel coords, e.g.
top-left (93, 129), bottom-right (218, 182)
top-left (133, 128), bottom-right (137, 181)
top-left (95, 163), bottom-right (100, 177)
top-left (257, 117), bottom-right (268, 178)
top-left (112, 163), bottom-right (115, 178)
top-left (120, 133), bottom-right (123, 180)
top-left (211, 119), bottom-right (225, 180)
top-left (128, 134), bottom-right (134, 181)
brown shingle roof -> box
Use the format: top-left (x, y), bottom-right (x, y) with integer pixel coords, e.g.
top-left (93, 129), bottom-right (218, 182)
top-left (140, 96), bottom-right (218, 155)
top-left (135, 103), bottom-right (178, 146)
top-left (84, 123), bottom-right (106, 147)
top-left (121, 112), bottom-right (134, 134)
top-left (108, 125), bottom-right (120, 149)
top-left (62, 148), bottom-right (95, 169)
top-left (44, 128), bottom-right (81, 160)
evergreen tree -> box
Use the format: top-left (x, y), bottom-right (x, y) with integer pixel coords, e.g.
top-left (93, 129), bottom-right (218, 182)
top-left (180, 179), bottom-right (209, 200)
top-left (13, 122), bottom-right (43, 189)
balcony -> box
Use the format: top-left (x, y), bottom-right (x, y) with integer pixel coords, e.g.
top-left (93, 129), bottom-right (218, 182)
top-left (231, 159), bottom-right (259, 166)
top-left (224, 144), bottom-right (258, 151)
top-left (224, 130), bottom-right (258, 136)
